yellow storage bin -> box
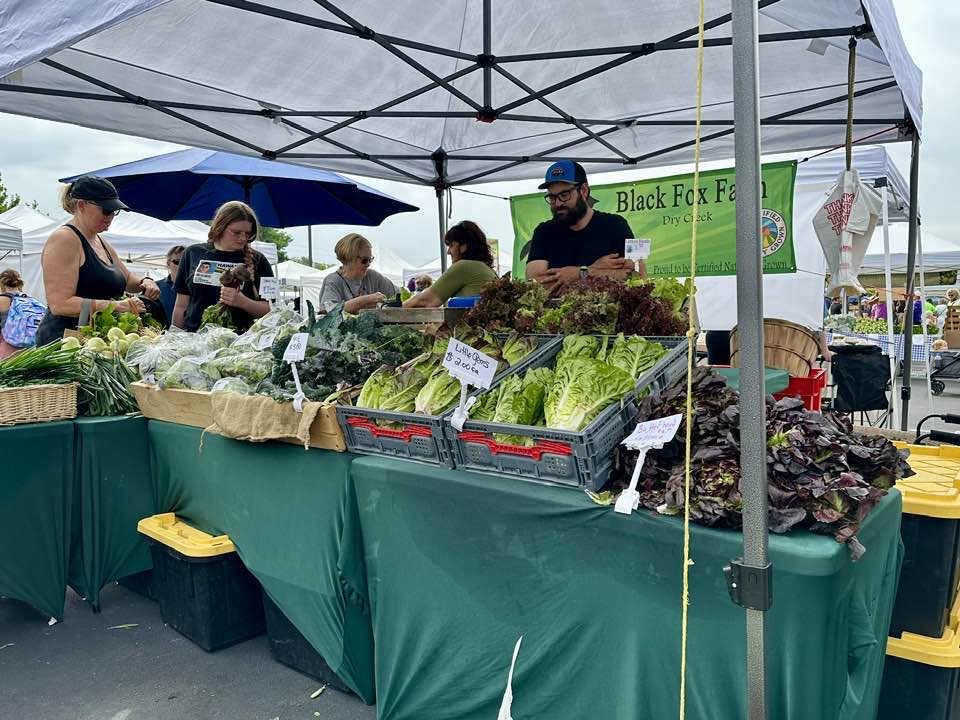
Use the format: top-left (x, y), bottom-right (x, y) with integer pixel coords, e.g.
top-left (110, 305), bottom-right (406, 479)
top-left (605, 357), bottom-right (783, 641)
top-left (137, 512), bottom-right (236, 557)
top-left (888, 444), bottom-right (960, 639)
top-left (878, 585), bottom-right (960, 719)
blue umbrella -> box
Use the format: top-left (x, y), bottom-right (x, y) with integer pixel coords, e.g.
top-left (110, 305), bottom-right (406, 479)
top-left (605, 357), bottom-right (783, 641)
top-left (61, 148), bottom-right (418, 227)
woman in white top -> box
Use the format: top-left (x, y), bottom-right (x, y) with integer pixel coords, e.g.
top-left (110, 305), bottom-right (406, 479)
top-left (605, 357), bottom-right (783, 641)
top-left (318, 233), bottom-right (396, 313)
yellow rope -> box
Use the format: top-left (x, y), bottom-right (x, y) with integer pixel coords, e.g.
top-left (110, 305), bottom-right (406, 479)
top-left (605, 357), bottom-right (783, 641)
top-left (679, 1), bottom-right (705, 718)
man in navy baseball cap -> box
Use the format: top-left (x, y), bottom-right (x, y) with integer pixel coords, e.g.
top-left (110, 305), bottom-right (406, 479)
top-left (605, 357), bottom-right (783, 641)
top-left (525, 161), bottom-right (638, 292)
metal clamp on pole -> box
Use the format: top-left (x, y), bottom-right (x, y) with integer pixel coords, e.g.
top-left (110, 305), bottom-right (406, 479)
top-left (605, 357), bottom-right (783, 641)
top-left (724, 558), bottom-right (773, 612)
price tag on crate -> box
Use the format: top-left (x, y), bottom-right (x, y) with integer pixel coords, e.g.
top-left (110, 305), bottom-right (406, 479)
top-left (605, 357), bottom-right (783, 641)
top-left (283, 333), bottom-right (309, 412)
top-left (615, 413), bottom-right (683, 515)
top-left (444, 338), bottom-right (496, 431)
top-left (259, 277), bottom-right (279, 301)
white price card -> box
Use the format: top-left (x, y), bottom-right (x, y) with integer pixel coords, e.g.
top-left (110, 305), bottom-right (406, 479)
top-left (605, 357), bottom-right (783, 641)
top-left (443, 338), bottom-right (497, 389)
top-left (283, 333), bottom-right (309, 363)
top-left (625, 238), bottom-right (652, 262)
top-left (259, 277), bottom-right (279, 300)
top-left (621, 413), bottom-right (683, 450)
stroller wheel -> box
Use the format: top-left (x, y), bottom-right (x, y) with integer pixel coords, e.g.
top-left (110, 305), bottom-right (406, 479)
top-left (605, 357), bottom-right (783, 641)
top-left (932, 380), bottom-right (946, 396)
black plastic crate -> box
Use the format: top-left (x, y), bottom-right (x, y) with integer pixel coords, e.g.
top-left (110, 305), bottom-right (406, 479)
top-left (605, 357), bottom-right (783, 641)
top-left (145, 538), bottom-right (265, 651)
top-left (877, 656), bottom-right (960, 720)
top-left (890, 514), bottom-right (960, 639)
top-left (118, 569), bottom-right (158, 602)
top-left (261, 590), bottom-right (352, 694)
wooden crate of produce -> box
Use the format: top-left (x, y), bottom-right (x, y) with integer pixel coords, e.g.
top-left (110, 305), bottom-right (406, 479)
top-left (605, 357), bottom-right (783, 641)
top-left (370, 307), bottom-right (467, 325)
top-left (130, 382), bottom-right (345, 451)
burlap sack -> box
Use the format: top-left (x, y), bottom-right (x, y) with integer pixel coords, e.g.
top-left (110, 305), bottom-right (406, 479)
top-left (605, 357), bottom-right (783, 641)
top-left (207, 392), bottom-right (322, 448)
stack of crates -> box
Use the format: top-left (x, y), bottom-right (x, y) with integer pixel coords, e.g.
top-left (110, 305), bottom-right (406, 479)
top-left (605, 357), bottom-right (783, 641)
top-left (878, 445), bottom-right (960, 719)
top-left (137, 514), bottom-right (265, 652)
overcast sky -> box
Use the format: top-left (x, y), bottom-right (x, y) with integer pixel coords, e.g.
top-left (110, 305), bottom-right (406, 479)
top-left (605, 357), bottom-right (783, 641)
top-left (0, 0), bottom-right (951, 268)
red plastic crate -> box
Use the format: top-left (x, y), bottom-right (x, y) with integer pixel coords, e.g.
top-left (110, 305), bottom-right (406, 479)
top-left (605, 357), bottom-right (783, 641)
top-left (772, 368), bottom-right (827, 411)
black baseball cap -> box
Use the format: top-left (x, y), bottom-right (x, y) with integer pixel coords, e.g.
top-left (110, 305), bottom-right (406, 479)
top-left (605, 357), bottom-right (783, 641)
top-left (538, 160), bottom-right (588, 189)
top-left (68, 175), bottom-right (130, 212)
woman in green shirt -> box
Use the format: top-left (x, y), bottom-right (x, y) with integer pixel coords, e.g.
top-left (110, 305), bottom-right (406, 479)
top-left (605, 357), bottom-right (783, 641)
top-left (404, 220), bottom-right (498, 307)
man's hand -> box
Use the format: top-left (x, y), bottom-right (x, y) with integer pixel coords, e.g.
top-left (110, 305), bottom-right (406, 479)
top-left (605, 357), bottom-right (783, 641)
top-left (540, 265), bottom-right (580, 292)
top-left (590, 253), bottom-right (634, 280)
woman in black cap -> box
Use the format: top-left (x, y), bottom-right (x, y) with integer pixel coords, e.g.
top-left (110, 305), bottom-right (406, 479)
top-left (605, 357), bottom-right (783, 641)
top-left (34, 176), bottom-right (161, 345)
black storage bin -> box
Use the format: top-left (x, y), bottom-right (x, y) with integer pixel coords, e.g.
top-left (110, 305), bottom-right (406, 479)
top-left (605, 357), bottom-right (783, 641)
top-left (138, 514), bottom-right (265, 652)
top-left (261, 590), bottom-right (351, 693)
top-left (118, 569), bottom-right (158, 602)
top-left (890, 513), bottom-right (960, 638)
top-left (877, 656), bottom-right (960, 720)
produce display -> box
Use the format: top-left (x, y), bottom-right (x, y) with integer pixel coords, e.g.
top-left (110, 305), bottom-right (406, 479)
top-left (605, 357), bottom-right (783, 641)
top-left (200, 265), bottom-right (254, 330)
top-left (614, 367), bottom-right (913, 558)
top-left (65, 303), bottom-right (163, 358)
top-left (354, 330), bottom-right (539, 416)
top-left (462, 276), bottom-right (689, 337)
top-left (824, 314), bottom-right (857, 333)
top-left (468, 334), bottom-right (669, 442)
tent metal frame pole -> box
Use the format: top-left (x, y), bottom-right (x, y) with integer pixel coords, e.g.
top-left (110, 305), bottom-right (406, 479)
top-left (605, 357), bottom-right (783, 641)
top-left (307, 225), bottom-right (313, 266)
top-left (436, 189), bottom-right (448, 272)
top-left (880, 180), bottom-right (898, 428)
top-left (482, 0), bottom-right (492, 110)
top-left (731, 1), bottom-right (769, 717)
top-left (917, 228), bottom-right (932, 407)
top-left (900, 129), bottom-right (921, 430)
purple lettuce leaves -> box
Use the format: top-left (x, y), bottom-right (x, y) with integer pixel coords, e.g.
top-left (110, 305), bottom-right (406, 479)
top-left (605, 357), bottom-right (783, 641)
top-left (611, 367), bottom-right (913, 560)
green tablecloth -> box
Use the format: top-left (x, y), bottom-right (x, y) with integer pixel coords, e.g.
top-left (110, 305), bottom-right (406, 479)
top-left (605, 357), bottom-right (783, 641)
top-left (0, 421), bottom-right (74, 620)
top-left (714, 366), bottom-right (791, 393)
top-left (346, 456), bottom-right (902, 720)
top-left (69, 416), bottom-right (154, 609)
top-left (148, 420), bottom-right (375, 704)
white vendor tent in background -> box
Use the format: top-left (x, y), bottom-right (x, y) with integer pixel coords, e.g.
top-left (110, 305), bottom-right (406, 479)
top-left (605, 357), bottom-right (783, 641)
top-left (0, 219), bottom-right (23, 270)
top-left (861, 229), bottom-right (960, 273)
top-left (0, 204), bottom-right (209, 302)
top-left (695, 144), bottom-right (931, 331)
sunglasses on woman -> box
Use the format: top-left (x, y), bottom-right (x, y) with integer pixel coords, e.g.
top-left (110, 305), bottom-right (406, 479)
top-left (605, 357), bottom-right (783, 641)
top-left (359, 256), bottom-right (374, 265)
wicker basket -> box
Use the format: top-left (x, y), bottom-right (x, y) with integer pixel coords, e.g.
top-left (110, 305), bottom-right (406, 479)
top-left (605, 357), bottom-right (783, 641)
top-left (0, 383), bottom-right (79, 426)
top-left (729, 319), bottom-right (820, 377)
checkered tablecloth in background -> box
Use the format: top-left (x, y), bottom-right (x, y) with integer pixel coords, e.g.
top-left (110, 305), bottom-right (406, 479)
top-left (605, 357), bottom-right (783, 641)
top-left (826, 332), bottom-right (935, 364)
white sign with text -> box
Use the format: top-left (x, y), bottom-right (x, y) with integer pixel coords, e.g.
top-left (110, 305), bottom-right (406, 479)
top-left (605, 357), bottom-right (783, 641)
top-left (443, 338), bottom-right (497, 390)
top-left (259, 277), bottom-right (279, 300)
top-left (625, 238), bottom-right (652, 262)
top-left (283, 333), bottom-right (308, 363)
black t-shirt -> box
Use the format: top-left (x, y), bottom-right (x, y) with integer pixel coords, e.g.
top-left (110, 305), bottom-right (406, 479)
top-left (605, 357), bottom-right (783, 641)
top-left (527, 211), bottom-right (632, 269)
top-left (174, 243), bottom-right (273, 332)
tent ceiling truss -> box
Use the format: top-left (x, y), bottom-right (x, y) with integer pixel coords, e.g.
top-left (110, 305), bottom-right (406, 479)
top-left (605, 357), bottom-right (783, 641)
top-left (0, 0), bottom-right (912, 190)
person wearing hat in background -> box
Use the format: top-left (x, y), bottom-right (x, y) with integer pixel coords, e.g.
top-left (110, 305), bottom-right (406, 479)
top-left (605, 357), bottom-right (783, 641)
top-left (525, 161), bottom-right (640, 293)
top-left (869, 292), bottom-right (888, 321)
top-left (34, 176), bottom-right (160, 346)
top-left (156, 244), bottom-right (184, 327)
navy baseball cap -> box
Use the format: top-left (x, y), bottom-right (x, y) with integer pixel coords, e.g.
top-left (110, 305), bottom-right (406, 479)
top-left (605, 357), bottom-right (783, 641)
top-left (68, 175), bottom-right (130, 212)
top-left (538, 160), bottom-right (588, 189)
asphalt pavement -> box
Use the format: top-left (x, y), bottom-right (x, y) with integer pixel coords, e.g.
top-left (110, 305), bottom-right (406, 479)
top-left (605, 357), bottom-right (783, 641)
top-left (0, 583), bottom-right (377, 720)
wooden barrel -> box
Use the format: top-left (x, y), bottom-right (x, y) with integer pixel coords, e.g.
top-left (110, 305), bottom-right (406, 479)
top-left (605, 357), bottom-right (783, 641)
top-left (729, 318), bottom-right (820, 377)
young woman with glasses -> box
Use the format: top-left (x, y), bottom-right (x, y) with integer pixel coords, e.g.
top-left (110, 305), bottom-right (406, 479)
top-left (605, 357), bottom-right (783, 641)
top-left (318, 232), bottom-right (396, 313)
top-left (171, 201), bottom-right (273, 331)
top-left (34, 175), bottom-right (161, 345)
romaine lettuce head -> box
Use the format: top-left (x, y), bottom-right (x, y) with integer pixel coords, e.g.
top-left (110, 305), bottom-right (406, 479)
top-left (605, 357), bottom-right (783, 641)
top-left (544, 357), bottom-right (634, 432)
top-left (415, 367), bottom-right (462, 415)
top-left (605, 335), bottom-right (668, 380)
top-left (469, 386), bottom-right (502, 421)
top-left (555, 335), bottom-right (598, 368)
top-left (376, 365), bottom-right (425, 413)
top-left (357, 365), bottom-right (391, 408)
top-left (500, 333), bottom-right (538, 368)
top-left (490, 368), bottom-right (553, 445)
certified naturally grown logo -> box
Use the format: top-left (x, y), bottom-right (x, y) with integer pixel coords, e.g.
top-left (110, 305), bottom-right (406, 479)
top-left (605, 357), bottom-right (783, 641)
top-left (760, 209), bottom-right (787, 257)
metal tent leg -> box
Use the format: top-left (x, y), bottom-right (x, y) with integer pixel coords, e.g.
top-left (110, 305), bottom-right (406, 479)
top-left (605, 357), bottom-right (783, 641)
top-left (731, 1), bottom-right (769, 718)
top-left (900, 131), bottom-right (921, 430)
top-left (436, 188), bottom-right (448, 272)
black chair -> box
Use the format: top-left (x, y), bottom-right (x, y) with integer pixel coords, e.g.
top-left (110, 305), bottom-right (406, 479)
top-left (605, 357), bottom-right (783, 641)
top-left (828, 344), bottom-right (893, 426)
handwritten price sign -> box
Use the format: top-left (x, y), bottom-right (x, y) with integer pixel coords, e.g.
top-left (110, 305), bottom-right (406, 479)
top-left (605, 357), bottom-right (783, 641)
top-left (443, 338), bottom-right (497, 389)
top-left (282, 333), bottom-right (308, 363)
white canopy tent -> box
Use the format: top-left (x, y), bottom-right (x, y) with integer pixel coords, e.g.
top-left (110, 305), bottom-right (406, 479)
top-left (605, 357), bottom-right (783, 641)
top-left (0, 219), bottom-right (23, 271)
top-left (0, 1), bottom-right (924, 712)
top-left (695, 144), bottom-right (927, 331)
top-left (0, 204), bottom-right (209, 302)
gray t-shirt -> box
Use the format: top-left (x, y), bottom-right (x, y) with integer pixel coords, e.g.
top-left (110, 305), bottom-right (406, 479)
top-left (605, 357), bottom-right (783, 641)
top-left (318, 268), bottom-right (396, 311)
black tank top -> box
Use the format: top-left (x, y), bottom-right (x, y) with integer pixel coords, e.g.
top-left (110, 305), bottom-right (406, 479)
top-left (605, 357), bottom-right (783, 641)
top-left (34, 225), bottom-right (128, 345)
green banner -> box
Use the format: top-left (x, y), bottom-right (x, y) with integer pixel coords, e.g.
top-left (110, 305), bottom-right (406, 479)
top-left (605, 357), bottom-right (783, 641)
top-left (510, 160), bottom-right (797, 278)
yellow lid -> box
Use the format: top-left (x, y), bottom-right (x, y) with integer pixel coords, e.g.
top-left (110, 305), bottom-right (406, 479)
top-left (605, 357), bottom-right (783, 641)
top-left (136, 513), bottom-right (236, 557)
top-left (893, 443), bottom-right (960, 519)
top-left (887, 544), bottom-right (960, 667)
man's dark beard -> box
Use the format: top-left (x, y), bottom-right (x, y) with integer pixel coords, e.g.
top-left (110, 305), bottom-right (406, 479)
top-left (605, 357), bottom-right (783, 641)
top-left (552, 195), bottom-right (589, 227)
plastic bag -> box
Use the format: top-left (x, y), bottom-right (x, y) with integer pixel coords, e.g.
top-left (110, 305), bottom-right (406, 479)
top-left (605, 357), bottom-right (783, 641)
top-left (233, 307), bottom-right (303, 351)
top-left (197, 324), bottom-right (238, 352)
top-left (210, 377), bottom-right (255, 395)
top-left (158, 357), bottom-right (220, 390)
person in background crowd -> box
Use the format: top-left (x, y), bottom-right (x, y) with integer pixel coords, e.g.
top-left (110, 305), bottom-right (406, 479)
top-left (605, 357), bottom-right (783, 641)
top-left (156, 244), bottom-right (184, 327)
top-left (0, 269), bottom-right (31, 358)
top-left (172, 201), bottom-right (272, 332)
top-left (414, 274), bottom-right (434, 292)
top-left (947, 288), bottom-right (960, 307)
top-left (525, 160), bottom-right (639, 293)
top-left (318, 233), bottom-right (395, 313)
top-left (869, 293), bottom-right (887, 321)
top-left (829, 298), bottom-right (842, 316)
top-left (35, 176), bottom-right (159, 346)
top-left (404, 221), bottom-right (498, 307)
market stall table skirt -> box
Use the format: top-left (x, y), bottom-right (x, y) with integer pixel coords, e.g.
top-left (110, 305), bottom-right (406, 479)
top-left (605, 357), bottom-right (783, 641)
top-left (147, 420), bottom-right (375, 703)
top-left (344, 456), bottom-right (903, 720)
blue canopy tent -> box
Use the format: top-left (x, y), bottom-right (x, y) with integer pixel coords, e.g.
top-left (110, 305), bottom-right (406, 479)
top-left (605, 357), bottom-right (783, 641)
top-left (60, 148), bottom-right (419, 228)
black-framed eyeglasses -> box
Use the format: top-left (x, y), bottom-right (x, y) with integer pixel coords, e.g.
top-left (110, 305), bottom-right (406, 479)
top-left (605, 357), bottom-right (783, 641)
top-left (359, 256), bottom-right (374, 265)
top-left (544, 184), bottom-right (582, 205)
top-left (169, 258), bottom-right (180, 266)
